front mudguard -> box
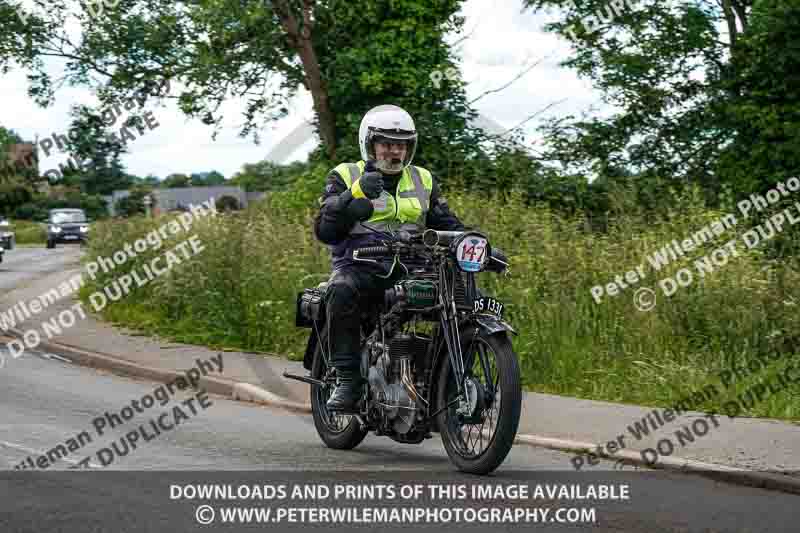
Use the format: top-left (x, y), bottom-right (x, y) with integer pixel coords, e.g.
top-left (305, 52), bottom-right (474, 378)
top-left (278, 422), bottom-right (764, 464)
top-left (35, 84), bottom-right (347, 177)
top-left (473, 314), bottom-right (518, 336)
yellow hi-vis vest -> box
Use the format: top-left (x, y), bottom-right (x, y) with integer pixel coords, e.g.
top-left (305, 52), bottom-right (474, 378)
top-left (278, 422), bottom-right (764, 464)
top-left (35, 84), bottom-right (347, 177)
top-left (333, 160), bottom-right (434, 235)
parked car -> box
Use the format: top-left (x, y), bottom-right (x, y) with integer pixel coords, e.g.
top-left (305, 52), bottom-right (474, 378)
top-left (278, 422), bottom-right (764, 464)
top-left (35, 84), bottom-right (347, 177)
top-left (46, 209), bottom-right (90, 248)
top-left (0, 217), bottom-right (15, 250)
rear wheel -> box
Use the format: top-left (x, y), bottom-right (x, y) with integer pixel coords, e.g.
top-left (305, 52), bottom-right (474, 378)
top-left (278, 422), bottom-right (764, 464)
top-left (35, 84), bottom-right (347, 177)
top-left (437, 332), bottom-right (521, 474)
top-left (310, 326), bottom-right (368, 450)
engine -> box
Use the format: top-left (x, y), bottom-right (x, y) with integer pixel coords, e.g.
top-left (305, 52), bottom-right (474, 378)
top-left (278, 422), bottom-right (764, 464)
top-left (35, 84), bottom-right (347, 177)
top-left (366, 333), bottom-right (430, 435)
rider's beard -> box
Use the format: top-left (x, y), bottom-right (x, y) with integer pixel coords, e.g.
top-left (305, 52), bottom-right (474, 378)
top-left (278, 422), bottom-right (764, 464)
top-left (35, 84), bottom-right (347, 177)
top-left (377, 157), bottom-right (403, 174)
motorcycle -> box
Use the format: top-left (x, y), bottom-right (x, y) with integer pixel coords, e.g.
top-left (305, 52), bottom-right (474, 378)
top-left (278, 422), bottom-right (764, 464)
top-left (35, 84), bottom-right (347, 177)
top-left (286, 227), bottom-right (521, 474)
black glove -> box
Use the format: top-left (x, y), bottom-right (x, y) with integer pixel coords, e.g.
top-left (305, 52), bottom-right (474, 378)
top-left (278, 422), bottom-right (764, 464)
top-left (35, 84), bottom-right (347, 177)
top-left (487, 247), bottom-right (508, 273)
top-left (358, 160), bottom-right (383, 200)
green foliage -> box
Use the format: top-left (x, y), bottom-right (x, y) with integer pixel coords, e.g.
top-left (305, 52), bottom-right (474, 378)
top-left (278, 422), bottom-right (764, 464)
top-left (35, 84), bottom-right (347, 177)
top-left (114, 188), bottom-right (153, 217)
top-left (214, 195), bottom-right (240, 211)
top-left (54, 105), bottom-right (133, 195)
top-left (717, 0), bottom-right (800, 195)
top-left (523, 0), bottom-right (800, 203)
top-left (190, 170), bottom-right (225, 187)
top-left (0, 183), bottom-right (33, 216)
top-left (12, 191), bottom-right (108, 220)
top-left (312, 0), bottom-right (485, 171)
top-left (80, 175), bottom-right (800, 419)
top-left (0, 0), bottom-right (507, 188)
top-left (11, 219), bottom-right (47, 244)
top-left (0, 125), bottom-right (39, 201)
top-left (161, 173), bottom-right (191, 188)
top-left (230, 161), bottom-right (310, 192)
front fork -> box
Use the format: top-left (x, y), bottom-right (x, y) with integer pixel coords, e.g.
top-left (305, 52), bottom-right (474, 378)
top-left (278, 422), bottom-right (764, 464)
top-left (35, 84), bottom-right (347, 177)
top-left (435, 268), bottom-right (504, 418)
top-left (438, 267), bottom-right (467, 400)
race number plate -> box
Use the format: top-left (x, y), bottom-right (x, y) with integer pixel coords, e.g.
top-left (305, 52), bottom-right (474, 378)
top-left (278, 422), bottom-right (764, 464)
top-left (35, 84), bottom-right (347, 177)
top-left (473, 296), bottom-right (504, 319)
top-left (456, 236), bottom-right (488, 272)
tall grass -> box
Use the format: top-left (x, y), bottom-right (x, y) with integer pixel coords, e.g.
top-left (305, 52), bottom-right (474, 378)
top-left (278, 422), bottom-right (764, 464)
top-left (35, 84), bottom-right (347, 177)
top-left (79, 171), bottom-right (800, 420)
top-left (11, 219), bottom-right (46, 244)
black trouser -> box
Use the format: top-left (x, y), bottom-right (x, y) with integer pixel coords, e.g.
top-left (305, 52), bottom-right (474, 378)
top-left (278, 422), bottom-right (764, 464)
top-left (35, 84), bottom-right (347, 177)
top-left (324, 265), bottom-right (402, 371)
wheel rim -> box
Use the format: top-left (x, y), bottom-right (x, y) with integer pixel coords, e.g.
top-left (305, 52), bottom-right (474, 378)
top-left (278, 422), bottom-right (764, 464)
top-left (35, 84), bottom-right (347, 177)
top-left (445, 338), bottom-right (502, 459)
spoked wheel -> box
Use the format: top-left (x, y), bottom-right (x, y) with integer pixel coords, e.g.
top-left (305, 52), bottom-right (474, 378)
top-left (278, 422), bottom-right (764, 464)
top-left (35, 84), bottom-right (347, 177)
top-left (437, 332), bottom-right (521, 474)
top-left (310, 326), bottom-right (368, 450)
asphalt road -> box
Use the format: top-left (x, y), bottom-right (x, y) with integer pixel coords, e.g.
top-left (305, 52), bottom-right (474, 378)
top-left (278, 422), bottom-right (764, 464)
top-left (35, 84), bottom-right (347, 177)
top-left (0, 244), bottom-right (81, 295)
top-left (0, 247), bottom-right (797, 532)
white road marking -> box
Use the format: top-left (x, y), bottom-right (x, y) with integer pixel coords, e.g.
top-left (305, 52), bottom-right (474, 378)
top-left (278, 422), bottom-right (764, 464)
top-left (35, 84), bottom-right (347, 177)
top-left (0, 439), bottom-right (102, 469)
top-left (39, 352), bottom-right (73, 364)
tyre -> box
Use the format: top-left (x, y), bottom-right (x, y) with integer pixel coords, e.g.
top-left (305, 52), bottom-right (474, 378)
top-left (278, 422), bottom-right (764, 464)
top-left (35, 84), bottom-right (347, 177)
top-left (46, 239), bottom-right (55, 249)
top-left (436, 332), bottom-right (521, 474)
top-left (310, 325), bottom-right (368, 450)
top-left (6, 237), bottom-right (13, 250)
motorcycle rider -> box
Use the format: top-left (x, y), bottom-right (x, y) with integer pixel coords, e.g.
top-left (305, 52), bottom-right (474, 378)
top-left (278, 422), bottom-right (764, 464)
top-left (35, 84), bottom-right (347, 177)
top-left (313, 104), bottom-right (466, 412)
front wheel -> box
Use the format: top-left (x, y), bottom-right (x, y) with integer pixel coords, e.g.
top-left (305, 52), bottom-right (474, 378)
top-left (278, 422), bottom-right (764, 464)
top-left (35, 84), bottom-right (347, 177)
top-left (310, 326), bottom-right (368, 450)
top-left (437, 332), bottom-right (521, 474)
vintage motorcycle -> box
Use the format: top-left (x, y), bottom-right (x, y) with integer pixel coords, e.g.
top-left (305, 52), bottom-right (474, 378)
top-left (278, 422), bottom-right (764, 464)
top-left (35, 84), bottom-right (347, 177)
top-left (286, 227), bottom-right (521, 474)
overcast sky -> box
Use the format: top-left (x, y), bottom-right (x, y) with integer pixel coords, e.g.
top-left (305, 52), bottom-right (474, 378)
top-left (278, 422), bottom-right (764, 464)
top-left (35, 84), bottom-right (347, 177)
top-left (0, 0), bottom-right (602, 180)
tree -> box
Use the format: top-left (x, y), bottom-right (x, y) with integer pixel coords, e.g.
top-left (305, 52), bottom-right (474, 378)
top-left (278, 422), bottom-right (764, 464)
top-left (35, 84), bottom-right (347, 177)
top-left (0, 126), bottom-right (38, 187)
top-left (114, 187), bottom-right (152, 217)
top-left (0, 0), bottom-right (483, 168)
top-left (522, 0), bottom-right (798, 200)
top-left (54, 106), bottom-right (133, 195)
top-left (215, 195), bottom-right (240, 211)
top-left (190, 171), bottom-right (226, 187)
top-left (717, 0), bottom-right (800, 194)
top-left (230, 160), bottom-right (309, 192)
top-left (161, 173), bottom-right (191, 188)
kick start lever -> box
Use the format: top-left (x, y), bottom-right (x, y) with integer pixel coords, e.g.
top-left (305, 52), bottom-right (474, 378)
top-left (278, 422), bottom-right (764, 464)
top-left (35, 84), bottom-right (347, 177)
top-left (283, 371), bottom-right (325, 387)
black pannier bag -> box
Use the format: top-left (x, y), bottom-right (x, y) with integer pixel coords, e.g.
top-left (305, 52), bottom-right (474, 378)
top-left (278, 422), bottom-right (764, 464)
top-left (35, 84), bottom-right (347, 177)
top-left (295, 284), bottom-right (327, 328)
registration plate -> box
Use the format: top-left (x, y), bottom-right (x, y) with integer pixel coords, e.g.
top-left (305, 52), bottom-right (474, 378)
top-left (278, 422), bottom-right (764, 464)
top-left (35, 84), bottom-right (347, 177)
top-left (64, 235), bottom-right (78, 240)
top-left (473, 296), bottom-right (504, 318)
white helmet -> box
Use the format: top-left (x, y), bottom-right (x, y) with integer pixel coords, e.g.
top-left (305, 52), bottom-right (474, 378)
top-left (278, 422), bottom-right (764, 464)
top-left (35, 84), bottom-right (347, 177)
top-left (358, 105), bottom-right (418, 174)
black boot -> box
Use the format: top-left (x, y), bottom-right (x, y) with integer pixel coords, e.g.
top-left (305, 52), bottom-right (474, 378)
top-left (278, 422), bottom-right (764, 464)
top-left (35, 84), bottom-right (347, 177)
top-left (326, 368), bottom-right (362, 413)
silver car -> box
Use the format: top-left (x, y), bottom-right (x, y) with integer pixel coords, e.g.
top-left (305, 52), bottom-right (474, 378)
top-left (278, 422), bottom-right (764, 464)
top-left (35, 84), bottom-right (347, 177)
top-left (0, 217), bottom-right (14, 251)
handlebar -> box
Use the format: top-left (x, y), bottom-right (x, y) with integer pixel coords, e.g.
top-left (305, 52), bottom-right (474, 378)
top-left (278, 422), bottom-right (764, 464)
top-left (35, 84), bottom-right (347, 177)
top-left (351, 229), bottom-right (510, 274)
top-left (353, 245), bottom-right (392, 257)
top-left (352, 229), bottom-right (460, 258)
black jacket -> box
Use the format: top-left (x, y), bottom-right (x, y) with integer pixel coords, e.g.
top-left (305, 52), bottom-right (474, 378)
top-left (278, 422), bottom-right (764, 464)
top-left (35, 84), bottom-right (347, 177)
top-left (313, 165), bottom-right (465, 246)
